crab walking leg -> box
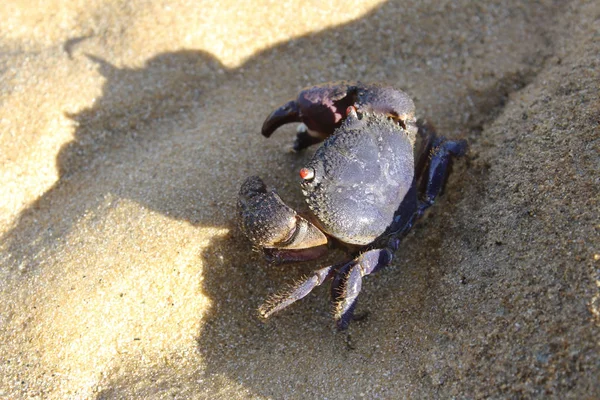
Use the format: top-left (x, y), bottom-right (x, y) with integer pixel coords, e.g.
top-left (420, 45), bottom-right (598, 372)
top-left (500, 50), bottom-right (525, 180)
top-left (418, 138), bottom-right (467, 215)
top-left (329, 132), bottom-right (466, 330)
top-left (330, 136), bottom-right (467, 330)
top-left (334, 248), bottom-right (394, 330)
top-left (292, 123), bottom-right (329, 152)
top-left (414, 119), bottom-right (436, 183)
top-left (259, 265), bottom-right (338, 318)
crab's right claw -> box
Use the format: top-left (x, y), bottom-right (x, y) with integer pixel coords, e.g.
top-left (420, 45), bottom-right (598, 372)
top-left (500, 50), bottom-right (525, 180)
top-left (261, 100), bottom-right (301, 138)
top-left (237, 176), bottom-right (328, 263)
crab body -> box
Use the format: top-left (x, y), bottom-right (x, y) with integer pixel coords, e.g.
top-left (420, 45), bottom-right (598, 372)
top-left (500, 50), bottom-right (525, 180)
top-left (238, 81), bottom-right (466, 329)
top-left (302, 111), bottom-right (414, 245)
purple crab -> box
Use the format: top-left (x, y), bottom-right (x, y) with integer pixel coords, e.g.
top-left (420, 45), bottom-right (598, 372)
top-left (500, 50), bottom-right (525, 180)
top-left (238, 82), bottom-right (467, 329)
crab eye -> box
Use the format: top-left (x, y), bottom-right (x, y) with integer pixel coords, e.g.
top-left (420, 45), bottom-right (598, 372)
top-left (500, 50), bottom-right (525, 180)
top-left (299, 167), bottom-right (315, 181)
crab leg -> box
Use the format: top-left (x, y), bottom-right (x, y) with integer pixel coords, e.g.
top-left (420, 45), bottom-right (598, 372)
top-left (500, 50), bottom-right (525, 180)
top-left (259, 265), bottom-right (338, 318)
top-left (334, 131), bottom-right (466, 329)
top-left (418, 138), bottom-right (467, 214)
top-left (333, 248), bottom-right (393, 330)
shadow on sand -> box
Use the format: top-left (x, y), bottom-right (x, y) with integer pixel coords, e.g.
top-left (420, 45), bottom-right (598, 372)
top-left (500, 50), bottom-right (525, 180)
top-left (1, 0), bottom-right (568, 397)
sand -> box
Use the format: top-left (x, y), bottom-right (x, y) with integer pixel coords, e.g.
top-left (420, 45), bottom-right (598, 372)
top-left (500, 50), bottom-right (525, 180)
top-left (1, 0), bottom-right (598, 398)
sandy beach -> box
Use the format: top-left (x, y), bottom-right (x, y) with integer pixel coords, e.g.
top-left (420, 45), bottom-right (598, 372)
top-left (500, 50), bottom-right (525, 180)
top-left (1, 0), bottom-right (599, 398)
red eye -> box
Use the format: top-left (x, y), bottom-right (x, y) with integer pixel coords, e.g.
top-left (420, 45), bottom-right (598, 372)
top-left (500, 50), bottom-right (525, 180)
top-left (299, 168), bottom-right (315, 180)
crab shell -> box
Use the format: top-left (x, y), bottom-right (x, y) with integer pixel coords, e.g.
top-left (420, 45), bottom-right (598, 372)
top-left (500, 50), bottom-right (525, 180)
top-left (300, 109), bottom-right (414, 245)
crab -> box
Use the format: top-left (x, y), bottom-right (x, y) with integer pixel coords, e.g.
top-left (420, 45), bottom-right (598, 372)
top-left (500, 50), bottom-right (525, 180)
top-left (237, 82), bottom-right (467, 330)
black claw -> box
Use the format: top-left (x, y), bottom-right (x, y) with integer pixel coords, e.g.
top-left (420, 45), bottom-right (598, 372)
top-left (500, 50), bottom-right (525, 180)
top-left (261, 100), bottom-right (301, 137)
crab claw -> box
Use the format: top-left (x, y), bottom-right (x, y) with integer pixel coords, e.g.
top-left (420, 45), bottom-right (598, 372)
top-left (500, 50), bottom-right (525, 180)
top-left (262, 83), bottom-right (354, 139)
top-left (261, 100), bottom-right (301, 138)
top-left (237, 176), bottom-right (328, 263)
top-left (261, 82), bottom-right (420, 152)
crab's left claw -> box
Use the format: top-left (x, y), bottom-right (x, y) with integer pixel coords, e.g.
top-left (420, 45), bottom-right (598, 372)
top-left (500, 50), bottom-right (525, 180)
top-left (261, 100), bottom-right (301, 138)
top-left (237, 176), bottom-right (329, 263)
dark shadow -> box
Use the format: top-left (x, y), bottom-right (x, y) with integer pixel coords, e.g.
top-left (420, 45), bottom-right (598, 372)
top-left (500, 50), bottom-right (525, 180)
top-left (0, 0), bottom-right (571, 397)
top-left (63, 34), bottom-right (94, 59)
